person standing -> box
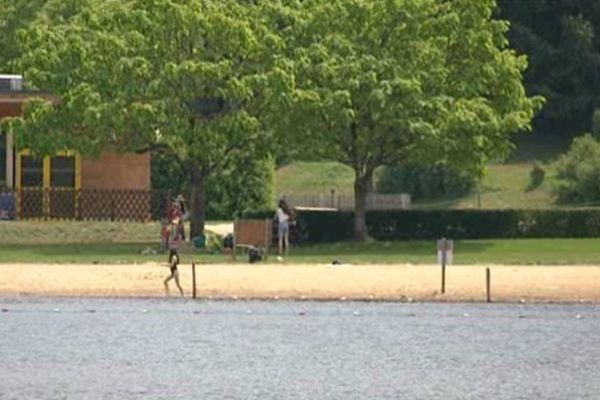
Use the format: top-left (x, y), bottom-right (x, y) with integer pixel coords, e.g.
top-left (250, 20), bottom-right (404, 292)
top-left (274, 198), bottom-right (292, 258)
top-left (174, 194), bottom-right (189, 241)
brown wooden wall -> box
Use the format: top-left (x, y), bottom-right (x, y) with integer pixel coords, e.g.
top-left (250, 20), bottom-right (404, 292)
top-left (0, 102), bottom-right (21, 118)
top-left (81, 152), bottom-right (150, 190)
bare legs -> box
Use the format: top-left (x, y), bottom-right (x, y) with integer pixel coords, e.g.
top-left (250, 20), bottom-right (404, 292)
top-left (164, 270), bottom-right (184, 297)
top-left (278, 231), bottom-right (289, 257)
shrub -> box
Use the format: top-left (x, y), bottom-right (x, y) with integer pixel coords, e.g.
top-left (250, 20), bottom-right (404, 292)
top-left (376, 163), bottom-right (475, 201)
top-left (554, 134), bottom-right (600, 204)
top-left (528, 163), bottom-right (546, 189)
top-left (245, 208), bottom-right (600, 242)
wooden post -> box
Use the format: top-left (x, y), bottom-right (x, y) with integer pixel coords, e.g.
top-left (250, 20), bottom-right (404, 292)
top-left (486, 267), bottom-right (491, 303)
top-left (441, 238), bottom-right (446, 294)
top-left (232, 219), bottom-right (238, 261)
top-left (192, 262), bottom-right (197, 299)
top-left (264, 218), bottom-right (270, 260)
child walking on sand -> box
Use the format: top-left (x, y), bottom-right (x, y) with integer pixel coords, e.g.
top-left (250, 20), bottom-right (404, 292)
top-left (163, 251), bottom-right (184, 297)
top-left (163, 217), bottom-right (184, 297)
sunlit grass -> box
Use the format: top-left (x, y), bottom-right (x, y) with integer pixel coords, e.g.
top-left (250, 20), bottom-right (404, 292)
top-left (3, 238), bottom-right (600, 265)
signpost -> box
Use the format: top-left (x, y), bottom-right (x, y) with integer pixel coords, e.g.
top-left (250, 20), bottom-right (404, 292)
top-left (437, 238), bottom-right (453, 294)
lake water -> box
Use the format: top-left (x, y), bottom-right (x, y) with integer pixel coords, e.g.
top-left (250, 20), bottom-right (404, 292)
top-left (1, 298), bottom-right (599, 400)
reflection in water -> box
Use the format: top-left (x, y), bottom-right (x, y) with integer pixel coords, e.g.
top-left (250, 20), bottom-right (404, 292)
top-left (0, 298), bottom-right (599, 400)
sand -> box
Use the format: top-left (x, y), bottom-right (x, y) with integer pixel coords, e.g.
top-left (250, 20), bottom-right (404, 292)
top-left (1, 262), bottom-right (599, 302)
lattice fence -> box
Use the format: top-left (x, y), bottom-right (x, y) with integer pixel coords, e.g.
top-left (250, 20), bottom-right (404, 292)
top-left (0, 189), bottom-right (172, 221)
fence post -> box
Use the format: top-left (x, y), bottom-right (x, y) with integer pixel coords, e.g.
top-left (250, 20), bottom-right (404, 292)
top-left (264, 218), bottom-right (270, 260)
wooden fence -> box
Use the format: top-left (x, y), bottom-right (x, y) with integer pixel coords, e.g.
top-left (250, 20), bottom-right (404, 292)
top-left (282, 192), bottom-right (411, 210)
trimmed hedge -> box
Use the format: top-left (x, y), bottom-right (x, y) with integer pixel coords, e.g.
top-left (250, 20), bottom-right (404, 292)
top-left (245, 208), bottom-right (600, 242)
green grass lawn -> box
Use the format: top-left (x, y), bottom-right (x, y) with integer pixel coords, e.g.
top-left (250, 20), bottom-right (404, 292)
top-left (290, 238), bottom-right (600, 265)
top-left (3, 238), bottom-right (600, 265)
top-left (0, 220), bottom-right (230, 245)
top-left (0, 243), bottom-right (226, 264)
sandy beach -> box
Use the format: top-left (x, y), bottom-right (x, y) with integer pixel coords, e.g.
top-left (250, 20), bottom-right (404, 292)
top-left (1, 262), bottom-right (600, 302)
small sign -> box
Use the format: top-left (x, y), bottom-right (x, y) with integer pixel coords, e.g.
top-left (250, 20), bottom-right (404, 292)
top-left (437, 239), bottom-right (454, 265)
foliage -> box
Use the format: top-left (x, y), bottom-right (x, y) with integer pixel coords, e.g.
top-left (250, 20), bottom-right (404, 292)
top-left (593, 108), bottom-right (600, 138)
top-left (207, 156), bottom-right (275, 219)
top-left (498, 0), bottom-right (600, 138)
top-left (554, 134), bottom-right (600, 204)
top-left (0, 0), bottom-right (45, 71)
top-left (272, 0), bottom-right (543, 240)
top-left (151, 152), bottom-right (274, 220)
top-left (376, 163), bottom-right (475, 201)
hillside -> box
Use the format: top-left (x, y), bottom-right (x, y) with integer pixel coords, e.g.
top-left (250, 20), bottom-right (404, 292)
top-left (275, 160), bottom-right (560, 210)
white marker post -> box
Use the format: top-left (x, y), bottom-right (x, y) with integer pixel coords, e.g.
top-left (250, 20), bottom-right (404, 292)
top-left (437, 238), bottom-right (454, 294)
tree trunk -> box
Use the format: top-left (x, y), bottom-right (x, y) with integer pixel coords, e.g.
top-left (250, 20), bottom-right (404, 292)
top-left (353, 171), bottom-right (373, 242)
top-left (190, 168), bottom-right (206, 239)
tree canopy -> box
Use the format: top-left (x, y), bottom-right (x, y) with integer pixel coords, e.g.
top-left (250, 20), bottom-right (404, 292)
top-left (272, 0), bottom-right (543, 240)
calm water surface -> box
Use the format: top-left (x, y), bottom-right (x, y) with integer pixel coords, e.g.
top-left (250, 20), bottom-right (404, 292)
top-left (0, 297), bottom-right (599, 400)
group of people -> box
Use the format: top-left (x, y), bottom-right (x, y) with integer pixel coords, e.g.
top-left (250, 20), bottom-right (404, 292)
top-left (160, 195), bottom-right (296, 296)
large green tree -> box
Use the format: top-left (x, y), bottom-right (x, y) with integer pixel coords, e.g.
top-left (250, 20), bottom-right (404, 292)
top-left (6, 0), bottom-right (280, 237)
top-left (272, 0), bottom-right (543, 241)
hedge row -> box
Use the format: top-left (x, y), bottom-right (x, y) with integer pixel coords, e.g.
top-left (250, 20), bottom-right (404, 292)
top-left (245, 209), bottom-right (600, 242)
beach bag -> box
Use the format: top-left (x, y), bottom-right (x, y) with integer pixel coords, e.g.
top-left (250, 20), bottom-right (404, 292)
top-left (223, 233), bottom-right (234, 249)
top-left (248, 246), bottom-right (263, 263)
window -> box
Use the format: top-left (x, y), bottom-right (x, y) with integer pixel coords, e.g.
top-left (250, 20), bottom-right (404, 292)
top-left (21, 155), bottom-right (43, 187)
top-left (51, 156), bottom-right (75, 188)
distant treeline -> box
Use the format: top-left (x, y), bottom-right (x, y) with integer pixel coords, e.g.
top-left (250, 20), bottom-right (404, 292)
top-left (498, 0), bottom-right (600, 138)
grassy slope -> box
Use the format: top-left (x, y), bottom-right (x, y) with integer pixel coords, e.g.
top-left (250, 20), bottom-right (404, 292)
top-left (455, 162), bottom-right (558, 209)
top-left (275, 160), bottom-right (560, 209)
top-left (276, 161), bottom-right (356, 197)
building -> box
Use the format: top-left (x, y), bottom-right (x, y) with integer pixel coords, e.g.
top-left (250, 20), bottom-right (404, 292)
top-left (0, 74), bottom-right (151, 220)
